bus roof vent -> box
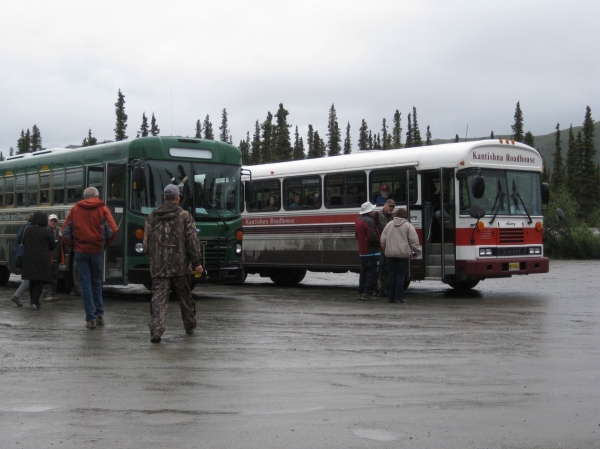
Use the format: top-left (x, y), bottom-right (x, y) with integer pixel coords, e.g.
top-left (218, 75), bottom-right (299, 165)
top-left (32, 150), bottom-right (53, 156)
top-left (7, 154), bottom-right (27, 160)
top-left (178, 138), bottom-right (200, 144)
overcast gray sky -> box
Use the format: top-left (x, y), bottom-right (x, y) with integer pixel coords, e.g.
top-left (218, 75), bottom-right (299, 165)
top-left (1, 0), bottom-right (598, 154)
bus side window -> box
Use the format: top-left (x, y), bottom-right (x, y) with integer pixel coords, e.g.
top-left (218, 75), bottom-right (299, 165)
top-left (53, 170), bottom-right (65, 205)
top-left (16, 175), bottom-right (26, 206)
top-left (5, 177), bottom-right (15, 207)
top-left (40, 173), bottom-right (51, 205)
top-left (66, 169), bottom-right (83, 204)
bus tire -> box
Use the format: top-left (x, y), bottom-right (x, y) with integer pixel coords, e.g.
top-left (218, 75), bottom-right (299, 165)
top-left (0, 265), bottom-right (10, 286)
top-left (448, 279), bottom-right (480, 291)
top-left (269, 269), bottom-right (307, 286)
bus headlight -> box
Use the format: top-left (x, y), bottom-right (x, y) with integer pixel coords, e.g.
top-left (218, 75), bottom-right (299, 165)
top-left (528, 247), bottom-right (542, 255)
top-left (235, 243), bottom-right (242, 256)
top-left (479, 248), bottom-right (493, 256)
top-left (135, 243), bottom-right (145, 254)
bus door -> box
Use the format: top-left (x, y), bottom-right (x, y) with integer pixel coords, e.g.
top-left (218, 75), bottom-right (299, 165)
top-left (87, 165), bottom-right (126, 284)
top-left (422, 168), bottom-right (456, 281)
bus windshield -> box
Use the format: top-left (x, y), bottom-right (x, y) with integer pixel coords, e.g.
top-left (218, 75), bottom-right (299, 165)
top-left (460, 169), bottom-right (542, 216)
top-left (131, 160), bottom-right (240, 220)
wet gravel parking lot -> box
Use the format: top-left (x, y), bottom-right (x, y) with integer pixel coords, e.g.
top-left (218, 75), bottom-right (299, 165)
top-left (0, 260), bottom-right (599, 448)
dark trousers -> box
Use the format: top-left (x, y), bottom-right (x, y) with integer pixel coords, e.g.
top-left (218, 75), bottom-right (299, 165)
top-left (387, 257), bottom-right (409, 302)
top-left (358, 254), bottom-right (379, 295)
top-left (29, 281), bottom-right (44, 305)
top-left (378, 253), bottom-right (389, 295)
top-left (149, 276), bottom-right (197, 337)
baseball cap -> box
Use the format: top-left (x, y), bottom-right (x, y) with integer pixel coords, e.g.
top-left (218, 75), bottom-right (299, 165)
top-left (163, 184), bottom-right (180, 196)
top-left (380, 184), bottom-right (389, 191)
top-left (48, 214), bottom-right (58, 221)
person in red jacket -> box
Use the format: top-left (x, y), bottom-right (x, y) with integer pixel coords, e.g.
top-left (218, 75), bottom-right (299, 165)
top-left (354, 201), bottom-right (381, 300)
top-left (62, 187), bottom-right (118, 329)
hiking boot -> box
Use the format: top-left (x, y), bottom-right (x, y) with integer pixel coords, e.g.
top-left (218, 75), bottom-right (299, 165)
top-left (151, 334), bottom-right (161, 343)
top-left (11, 297), bottom-right (23, 307)
top-left (86, 320), bottom-right (97, 329)
top-left (96, 315), bottom-right (105, 326)
top-left (31, 304), bottom-right (39, 310)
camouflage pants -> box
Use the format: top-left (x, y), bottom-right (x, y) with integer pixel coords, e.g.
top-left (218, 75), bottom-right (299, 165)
top-left (148, 276), bottom-right (197, 337)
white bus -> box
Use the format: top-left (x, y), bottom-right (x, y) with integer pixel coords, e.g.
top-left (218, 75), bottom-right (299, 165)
top-left (241, 139), bottom-right (552, 290)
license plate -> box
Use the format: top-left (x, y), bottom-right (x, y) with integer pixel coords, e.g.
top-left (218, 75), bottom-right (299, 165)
top-left (508, 262), bottom-right (520, 271)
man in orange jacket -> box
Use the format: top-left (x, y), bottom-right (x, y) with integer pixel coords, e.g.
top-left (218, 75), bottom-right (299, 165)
top-left (62, 187), bottom-right (118, 329)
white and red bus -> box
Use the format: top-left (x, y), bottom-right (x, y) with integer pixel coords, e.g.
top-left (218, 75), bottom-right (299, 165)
top-left (241, 139), bottom-right (551, 290)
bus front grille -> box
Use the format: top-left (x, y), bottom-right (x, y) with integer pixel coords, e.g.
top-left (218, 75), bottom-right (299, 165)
top-left (499, 228), bottom-right (524, 244)
top-left (200, 239), bottom-right (228, 267)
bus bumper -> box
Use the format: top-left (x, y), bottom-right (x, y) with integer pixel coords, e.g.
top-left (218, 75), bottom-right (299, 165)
top-left (457, 257), bottom-right (549, 279)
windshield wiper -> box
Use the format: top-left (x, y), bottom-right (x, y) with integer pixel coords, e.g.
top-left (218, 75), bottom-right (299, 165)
top-left (197, 181), bottom-right (230, 231)
top-left (488, 179), bottom-right (505, 225)
top-left (511, 180), bottom-right (533, 224)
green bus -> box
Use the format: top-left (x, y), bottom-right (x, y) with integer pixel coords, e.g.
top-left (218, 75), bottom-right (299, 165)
top-left (0, 136), bottom-right (245, 292)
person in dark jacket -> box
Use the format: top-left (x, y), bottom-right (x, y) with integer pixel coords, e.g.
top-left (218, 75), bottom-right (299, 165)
top-left (41, 214), bottom-right (64, 302)
top-left (143, 184), bottom-right (204, 343)
top-left (62, 187), bottom-right (118, 329)
top-left (10, 213), bottom-right (34, 307)
top-left (354, 201), bottom-right (381, 300)
top-left (21, 211), bottom-right (56, 310)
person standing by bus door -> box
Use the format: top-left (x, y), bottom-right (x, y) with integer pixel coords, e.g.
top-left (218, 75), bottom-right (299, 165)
top-left (143, 184), bottom-right (204, 343)
top-left (380, 208), bottom-right (421, 303)
top-left (62, 187), bottom-right (118, 329)
top-left (355, 202), bottom-right (381, 300)
top-left (41, 214), bottom-right (64, 302)
top-left (377, 199), bottom-right (396, 297)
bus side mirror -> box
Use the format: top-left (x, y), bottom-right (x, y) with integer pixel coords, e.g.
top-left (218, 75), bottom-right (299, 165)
top-left (469, 205), bottom-right (486, 219)
top-left (471, 175), bottom-right (485, 199)
top-left (541, 182), bottom-right (550, 205)
top-left (132, 167), bottom-right (146, 192)
top-left (244, 181), bottom-right (253, 202)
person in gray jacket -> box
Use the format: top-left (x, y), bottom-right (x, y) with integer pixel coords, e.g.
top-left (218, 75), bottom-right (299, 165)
top-left (380, 208), bottom-right (421, 303)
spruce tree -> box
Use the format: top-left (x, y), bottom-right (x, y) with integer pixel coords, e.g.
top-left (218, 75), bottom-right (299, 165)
top-left (139, 113), bottom-right (149, 137)
top-left (219, 108), bottom-right (231, 143)
top-left (273, 104), bottom-right (292, 161)
top-left (30, 125), bottom-right (42, 152)
top-left (114, 89), bottom-right (128, 141)
top-left (0, 152), bottom-right (3, 161)
top-left (358, 119), bottom-right (369, 150)
top-left (412, 107), bottom-right (422, 146)
top-left (9, 147), bottom-right (14, 157)
top-left (313, 131), bottom-right (325, 158)
top-left (524, 131), bottom-right (535, 147)
top-left (17, 129), bottom-right (30, 154)
top-left (82, 128), bottom-right (98, 147)
top-left (565, 125), bottom-right (579, 202)
top-left (150, 113), bottom-right (160, 136)
top-left (368, 131), bottom-right (373, 149)
top-left (511, 101), bottom-right (524, 142)
top-left (552, 123), bottom-right (566, 192)
top-left (392, 110), bottom-right (402, 148)
top-left (261, 112), bottom-right (274, 162)
top-left (307, 125), bottom-right (317, 159)
top-left (195, 119), bottom-right (203, 138)
top-left (239, 132), bottom-right (251, 165)
top-left (426, 125), bottom-right (432, 146)
top-left (327, 104), bottom-right (341, 156)
top-left (381, 118), bottom-right (389, 150)
top-left (203, 115), bottom-right (214, 140)
top-left (579, 106), bottom-right (598, 219)
top-left (251, 120), bottom-right (261, 164)
top-left (292, 126), bottom-right (305, 160)
top-left (405, 114), bottom-right (413, 148)
top-left (490, 131), bottom-right (495, 139)
top-left (455, 134), bottom-right (460, 143)
top-left (343, 122), bottom-right (352, 154)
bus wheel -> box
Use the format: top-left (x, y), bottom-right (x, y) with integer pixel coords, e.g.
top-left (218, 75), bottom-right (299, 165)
top-left (0, 266), bottom-right (10, 286)
top-left (448, 279), bottom-right (480, 291)
top-left (269, 269), bottom-right (307, 286)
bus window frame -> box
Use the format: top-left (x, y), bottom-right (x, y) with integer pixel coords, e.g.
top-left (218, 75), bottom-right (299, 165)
top-left (52, 169), bottom-right (65, 205)
top-left (4, 176), bottom-right (15, 207)
top-left (246, 179), bottom-right (281, 212)
top-left (324, 171), bottom-right (366, 208)
top-left (66, 168), bottom-right (83, 204)
top-left (369, 168), bottom-right (418, 206)
top-left (39, 171), bottom-right (51, 205)
top-left (283, 175), bottom-right (321, 211)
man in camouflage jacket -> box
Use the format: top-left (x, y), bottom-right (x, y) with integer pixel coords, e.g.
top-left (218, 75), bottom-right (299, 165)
top-left (143, 184), bottom-right (204, 343)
